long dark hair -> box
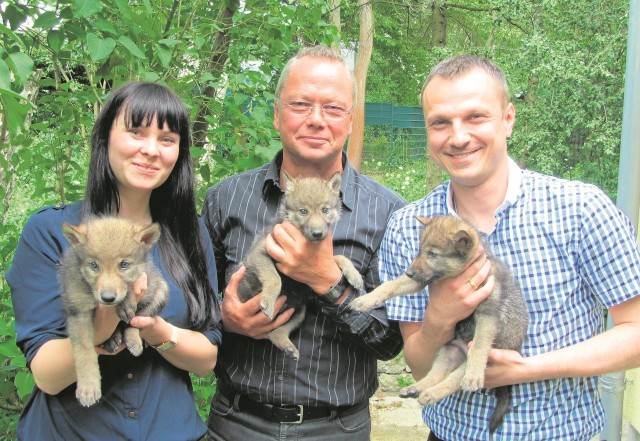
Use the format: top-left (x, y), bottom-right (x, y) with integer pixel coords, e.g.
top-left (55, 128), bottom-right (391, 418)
top-left (82, 81), bottom-right (220, 330)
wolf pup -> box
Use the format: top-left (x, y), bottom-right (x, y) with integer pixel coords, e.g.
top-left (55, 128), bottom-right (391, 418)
top-left (350, 215), bottom-right (528, 433)
top-left (60, 217), bottom-right (169, 407)
top-left (238, 171), bottom-right (363, 360)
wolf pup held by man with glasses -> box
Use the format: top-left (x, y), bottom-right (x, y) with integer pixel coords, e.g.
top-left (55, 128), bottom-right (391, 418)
top-left (382, 55), bottom-right (640, 440)
top-left (7, 82), bottom-right (222, 441)
top-left (202, 45), bottom-right (406, 440)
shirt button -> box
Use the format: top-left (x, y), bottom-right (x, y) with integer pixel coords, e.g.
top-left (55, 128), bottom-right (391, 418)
top-left (277, 374), bottom-right (284, 381)
top-left (127, 373), bottom-right (133, 379)
top-left (128, 411), bottom-right (136, 418)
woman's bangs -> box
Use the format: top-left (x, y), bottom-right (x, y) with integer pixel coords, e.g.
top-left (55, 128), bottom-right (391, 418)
top-left (121, 88), bottom-right (187, 134)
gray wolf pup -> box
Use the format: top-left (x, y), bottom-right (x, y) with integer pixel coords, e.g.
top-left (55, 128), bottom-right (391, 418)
top-left (238, 171), bottom-right (363, 360)
top-left (350, 215), bottom-right (528, 433)
top-left (60, 217), bottom-right (169, 407)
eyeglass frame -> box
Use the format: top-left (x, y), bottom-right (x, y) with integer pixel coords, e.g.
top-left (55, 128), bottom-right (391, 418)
top-left (276, 99), bottom-right (354, 120)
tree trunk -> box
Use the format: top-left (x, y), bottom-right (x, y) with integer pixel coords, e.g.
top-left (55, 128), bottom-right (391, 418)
top-left (191, 0), bottom-right (239, 148)
top-left (330, 0), bottom-right (341, 36)
top-left (347, 0), bottom-right (373, 171)
top-left (431, 1), bottom-right (446, 47)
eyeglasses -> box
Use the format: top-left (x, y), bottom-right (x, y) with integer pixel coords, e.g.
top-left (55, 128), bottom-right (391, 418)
top-left (279, 101), bottom-right (353, 120)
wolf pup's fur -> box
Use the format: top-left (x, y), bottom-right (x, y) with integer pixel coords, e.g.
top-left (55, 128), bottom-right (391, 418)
top-left (60, 217), bottom-right (169, 407)
top-left (351, 215), bottom-right (528, 433)
top-left (238, 171), bottom-right (363, 360)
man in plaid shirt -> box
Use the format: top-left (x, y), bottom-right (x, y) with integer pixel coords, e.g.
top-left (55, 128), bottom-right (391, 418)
top-left (383, 55), bottom-right (640, 440)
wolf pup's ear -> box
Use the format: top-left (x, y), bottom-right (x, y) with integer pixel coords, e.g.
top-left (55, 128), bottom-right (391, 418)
top-left (415, 216), bottom-right (431, 225)
top-left (62, 223), bottom-right (87, 246)
top-left (327, 172), bottom-right (342, 194)
top-left (453, 230), bottom-right (474, 257)
top-left (282, 170), bottom-right (295, 191)
top-left (136, 223), bottom-right (162, 247)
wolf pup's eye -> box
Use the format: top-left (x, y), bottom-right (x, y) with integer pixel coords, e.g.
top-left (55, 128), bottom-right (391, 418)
top-left (120, 261), bottom-right (130, 269)
top-left (89, 261), bottom-right (99, 270)
top-left (299, 208), bottom-right (308, 215)
top-left (427, 251), bottom-right (438, 258)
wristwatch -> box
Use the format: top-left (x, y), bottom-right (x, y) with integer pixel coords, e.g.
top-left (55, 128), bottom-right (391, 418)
top-left (319, 272), bottom-right (351, 304)
top-left (152, 324), bottom-right (179, 352)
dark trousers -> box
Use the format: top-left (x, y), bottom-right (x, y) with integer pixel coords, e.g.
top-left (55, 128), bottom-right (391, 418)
top-left (427, 431), bottom-right (444, 441)
top-left (205, 392), bottom-right (371, 441)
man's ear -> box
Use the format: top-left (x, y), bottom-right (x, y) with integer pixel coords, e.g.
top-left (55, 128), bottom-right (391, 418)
top-left (273, 103), bottom-right (281, 132)
top-left (504, 102), bottom-right (516, 138)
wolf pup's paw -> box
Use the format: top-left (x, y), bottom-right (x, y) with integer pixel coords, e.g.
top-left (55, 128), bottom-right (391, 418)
top-left (460, 372), bottom-right (484, 392)
top-left (76, 380), bottom-right (101, 407)
top-left (284, 346), bottom-right (300, 360)
top-left (418, 386), bottom-right (451, 406)
top-left (124, 327), bottom-right (144, 356)
top-left (102, 327), bottom-right (123, 353)
top-left (417, 388), bottom-right (444, 406)
top-left (349, 294), bottom-right (382, 312)
top-left (399, 386), bottom-right (420, 399)
top-left (117, 304), bottom-right (137, 323)
top-left (333, 256), bottom-right (364, 291)
top-left (260, 299), bottom-right (277, 320)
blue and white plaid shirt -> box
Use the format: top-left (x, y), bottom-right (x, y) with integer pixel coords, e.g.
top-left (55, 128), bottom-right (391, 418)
top-left (384, 159), bottom-right (640, 440)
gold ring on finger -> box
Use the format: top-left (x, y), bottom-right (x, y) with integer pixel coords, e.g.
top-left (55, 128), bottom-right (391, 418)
top-left (467, 279), bottom-right (478, 290)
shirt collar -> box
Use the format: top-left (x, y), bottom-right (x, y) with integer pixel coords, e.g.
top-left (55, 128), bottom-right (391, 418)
top-left (446, 156), bottom-right (523, 216)
top-left (261, 150), bottom-right (354, 211)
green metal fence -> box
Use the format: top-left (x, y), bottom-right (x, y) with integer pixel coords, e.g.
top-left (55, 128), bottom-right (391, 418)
top-left (363, 102), bottom-right (427, 165)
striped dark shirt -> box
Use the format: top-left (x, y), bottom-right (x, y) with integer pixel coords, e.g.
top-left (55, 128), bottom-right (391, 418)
top-left (202, 151), bottom-right (405, 406)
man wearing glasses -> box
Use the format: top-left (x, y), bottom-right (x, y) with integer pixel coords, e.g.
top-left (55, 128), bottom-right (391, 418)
top-left (202, 45), bottom-right (405, 440)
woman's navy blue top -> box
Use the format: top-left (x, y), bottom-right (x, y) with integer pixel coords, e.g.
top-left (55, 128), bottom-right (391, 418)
top-left (6, 201), bottom-right (221, 441)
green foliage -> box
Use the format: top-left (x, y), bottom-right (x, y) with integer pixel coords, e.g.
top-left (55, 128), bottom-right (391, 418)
top-left (192, 372), bottom-right (217, 420)
top-left (396, 375), bottom-right (414, 389)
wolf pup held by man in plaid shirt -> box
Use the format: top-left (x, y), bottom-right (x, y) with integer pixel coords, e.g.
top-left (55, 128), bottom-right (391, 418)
top-left (382, 55), bottom-right (640, 440)
top-left (201, 45), bottom-right (405, 440)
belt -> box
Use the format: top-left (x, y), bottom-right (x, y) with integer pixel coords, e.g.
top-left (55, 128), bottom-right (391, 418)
top-left (230, 393), bottom-right (367, 424)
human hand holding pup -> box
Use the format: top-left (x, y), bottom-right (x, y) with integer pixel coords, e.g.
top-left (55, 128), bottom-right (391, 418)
top-left (265, 221), bottom-right (343, 296)
top-left (221, 266), bottom-right (295, 338)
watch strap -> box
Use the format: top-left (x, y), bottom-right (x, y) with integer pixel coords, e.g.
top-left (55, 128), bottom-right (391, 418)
top-left (152, 324), bottom-right (178, 352)
top-left (319, 272), bottom-right (350, 304)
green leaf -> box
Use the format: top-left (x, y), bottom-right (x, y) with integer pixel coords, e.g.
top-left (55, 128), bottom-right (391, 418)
top-left (0, 341), bottom-right (20, 358)
top-left (142, 71), bottom-right (160, 82)
top-left (0, 22), bottom-right (22, 46)
top-left (33, 11), bottom-right (60, 29)
top-left (112, 0), bottom-right (134, 22)
top-left (118, 36), bottom-right (146, 59)
top-left (4, 4), bottom-right (27, 30)
top-left (158, 39), bottom-right (183, 47)
top-left (15, 370), bottom-right (35, 400)
top-left (0, 96), bottom-right (30, 137)
top-left (47, 29), bottom-right (65, 53)
top-left (94, 18), bottom-right (117, 35)
top-left (156, 43), bottom-right (176, 68)
top-left (74, 0), bottom-right (102, 18)
top-left (86, 33), bottom-right (116, 62)
top-left (6, 52), bottom-right (34, 85)
top-left (0, 59), bottom-right (11, 90)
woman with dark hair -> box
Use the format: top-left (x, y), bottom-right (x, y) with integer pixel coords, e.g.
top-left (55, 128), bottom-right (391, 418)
top-left (7, 82), bottom-right (221, 441)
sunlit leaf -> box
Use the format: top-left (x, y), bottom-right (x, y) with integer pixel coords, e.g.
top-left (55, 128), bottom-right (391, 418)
top-left (86, 33), bottom-right (116, 62)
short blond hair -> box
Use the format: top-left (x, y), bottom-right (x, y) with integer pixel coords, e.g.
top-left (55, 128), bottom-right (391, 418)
top-left (275, 45), bottom-right (357, 105)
